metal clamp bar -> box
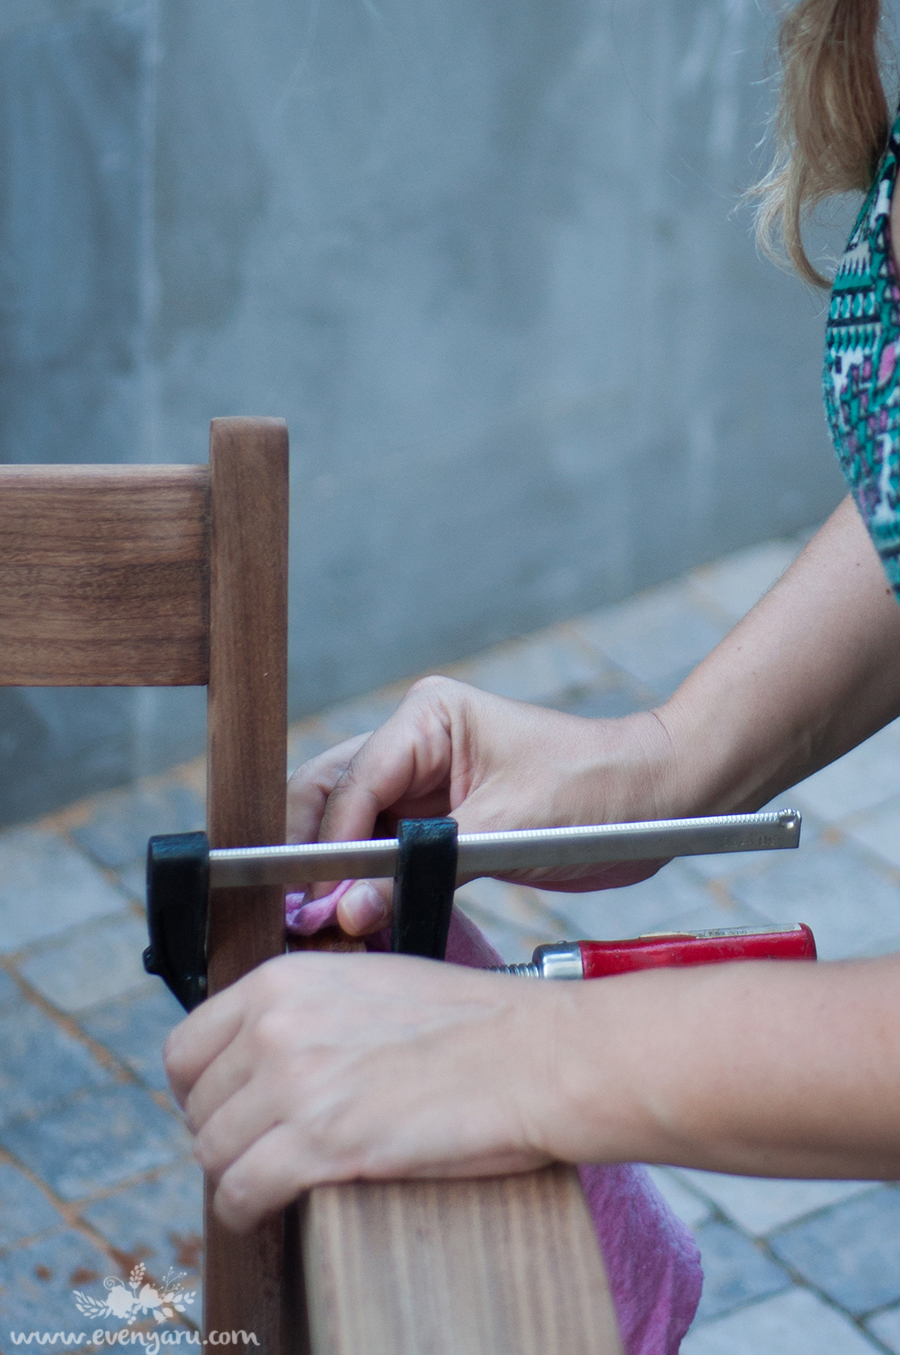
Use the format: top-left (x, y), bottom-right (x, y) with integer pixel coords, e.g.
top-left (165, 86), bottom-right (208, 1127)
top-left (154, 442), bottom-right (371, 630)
top-left (208, 808), bottom-right (801, 887)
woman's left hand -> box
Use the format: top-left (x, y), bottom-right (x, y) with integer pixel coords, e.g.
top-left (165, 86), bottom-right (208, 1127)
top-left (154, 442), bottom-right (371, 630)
top-left (164, 950), bottom-right (558, 1233)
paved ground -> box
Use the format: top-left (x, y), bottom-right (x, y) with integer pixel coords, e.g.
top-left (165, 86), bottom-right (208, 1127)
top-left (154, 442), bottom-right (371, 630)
top-left (3, 530), bottom-right (900, 1351)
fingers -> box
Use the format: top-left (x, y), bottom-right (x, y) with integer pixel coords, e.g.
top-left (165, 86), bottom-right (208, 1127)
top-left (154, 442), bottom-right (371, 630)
top-left (285, 674), bottom-right (663, 940)
top-left (182, 1025), bottom-right (260, 1135)
top-left (317, 677), bottom-right (461, 844)
top-left (164, 948), bottom-right (559, 1237)
top-left (193, 1065), bottom-right (286, 1182)
top-left (212, 1121), bottom-right (331, 1233)
top-left (166, 956), bottom-right (309, 1116)
top-left (163, 984), bottom-right (247, 1107)
top-left (287, 678), bottom-right (472, 933)
top-left (286, 733), bottom-right (370, 844)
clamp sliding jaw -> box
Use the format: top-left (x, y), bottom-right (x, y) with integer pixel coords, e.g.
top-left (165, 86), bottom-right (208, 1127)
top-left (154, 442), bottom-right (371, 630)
top-left (143, 809), bottom-right (800, 1011)
top-left (144, 817), bottom-right (461, 1011)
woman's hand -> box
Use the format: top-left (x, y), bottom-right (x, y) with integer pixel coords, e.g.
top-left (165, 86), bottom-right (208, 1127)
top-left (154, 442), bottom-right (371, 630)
top-left (165, 944), bottom-right (900, 1234)
top-left (164, 950), bottom-right (560, 1233)
top-left (287, 677), bottom-right (679, 934)
top-left (287, 499), bottom-right (900, 936)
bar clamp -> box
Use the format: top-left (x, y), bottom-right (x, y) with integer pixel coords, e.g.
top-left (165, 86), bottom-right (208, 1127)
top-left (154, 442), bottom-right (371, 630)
top-left (143, 810), bottom-right (800, 1011)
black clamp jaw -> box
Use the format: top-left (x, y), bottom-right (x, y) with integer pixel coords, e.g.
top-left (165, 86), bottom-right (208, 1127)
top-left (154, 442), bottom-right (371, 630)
top-left (391, 817), bottom-right (458, 961)
top-left (144, 818), bottom-right (459, 1012)
top-left (143, 832), bottom-right (210, 1012)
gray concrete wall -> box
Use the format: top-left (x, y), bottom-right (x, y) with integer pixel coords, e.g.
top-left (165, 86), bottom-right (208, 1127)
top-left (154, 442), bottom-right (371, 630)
top-left (0, 0), bottom-right (855, 823)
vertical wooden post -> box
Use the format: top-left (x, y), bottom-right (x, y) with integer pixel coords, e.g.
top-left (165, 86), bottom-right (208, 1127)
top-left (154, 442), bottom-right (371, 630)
top-left (205, 417), bottom-right (290, 1351)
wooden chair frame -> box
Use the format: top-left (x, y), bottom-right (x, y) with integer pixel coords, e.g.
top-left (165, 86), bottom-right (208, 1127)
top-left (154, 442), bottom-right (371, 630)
top-left (0, 417), bottom-right (622, 1354)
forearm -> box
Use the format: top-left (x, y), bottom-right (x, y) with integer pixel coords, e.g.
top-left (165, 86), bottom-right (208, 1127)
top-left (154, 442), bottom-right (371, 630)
top-left (656, 495), bottom-right (900, 816)
top-left (543, 954), bottom-right (900, 1179)
top-left (286, 495), bottom-right (900, 926)
top-left (166, 946), bottom-right (900, 1228)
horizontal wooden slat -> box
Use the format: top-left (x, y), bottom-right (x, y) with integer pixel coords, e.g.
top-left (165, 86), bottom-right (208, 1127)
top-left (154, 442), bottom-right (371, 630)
top-left (301, 1166), bottom-right (624, 1355)
top-left (0, 465), bottom-right (209, 685)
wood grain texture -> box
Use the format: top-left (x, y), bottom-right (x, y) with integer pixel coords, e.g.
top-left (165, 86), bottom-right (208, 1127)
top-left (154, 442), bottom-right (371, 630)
top-left (301, 1165), bottom-right (624, 1355)
top-left (204, 418), bottom-right (291, 1352)
top-left (0, 465), bottom-right (209, 685)
top-left (287, 927), bottom-right (367, 954)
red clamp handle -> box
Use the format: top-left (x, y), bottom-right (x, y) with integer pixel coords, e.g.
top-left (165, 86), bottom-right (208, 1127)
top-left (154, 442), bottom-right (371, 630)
top-left (578, 923), bottom-right (816, 979)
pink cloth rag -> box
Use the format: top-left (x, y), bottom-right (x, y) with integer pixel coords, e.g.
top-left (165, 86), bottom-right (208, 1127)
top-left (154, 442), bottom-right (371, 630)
top-left (286, 887), bottom-right (702, 1353)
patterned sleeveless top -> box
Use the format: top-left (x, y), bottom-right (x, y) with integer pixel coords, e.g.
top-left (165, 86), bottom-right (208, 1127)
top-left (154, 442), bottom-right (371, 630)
top-left (824, 105), bottom-right (900, 597)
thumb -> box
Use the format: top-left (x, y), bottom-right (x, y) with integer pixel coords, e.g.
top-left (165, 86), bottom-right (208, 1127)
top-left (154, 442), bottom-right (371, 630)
top-left (337, 877), bottom-right (394, 936)
top-left (338, 802), bottom-right (476, 937)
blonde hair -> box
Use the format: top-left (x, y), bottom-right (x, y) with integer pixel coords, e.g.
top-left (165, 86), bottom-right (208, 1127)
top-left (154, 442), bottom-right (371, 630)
top-left (755, 0), bottom-right (889, 287)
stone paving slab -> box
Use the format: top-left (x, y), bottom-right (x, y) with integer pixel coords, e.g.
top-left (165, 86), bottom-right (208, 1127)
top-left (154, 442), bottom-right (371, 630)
top-left (791, 724), bottom-right (900, 823)
top-left (691, 1218), bottom-right (792, 1323)
top-left (16, 913), bottom-right (152, 1014)
top-left (0, 1085), bottom-right (192, 1202)
top-left (845, 795), bottom-right (900, 871)
top-left (644, 1164), bottom-right (712, 1230)
top-left (550, 684), bottom-right (643, 720)
top-left (79, 986), bottom-right (186, 1094)
top-left (445, 624), bottom-right (610, 705)
top-left (0, 829), bottom-right (130, 952)
top-left (0, 1162), bottom-right (62, 1249)
top-left (682, 1286), bottom-right (881, 1355)
top-left (0, 1004), bottom-right (112, 1127)
top-left (71, 784), bottom-right (205, 873)
top-left (0, 969), bottom-right (20, 1013)
top-left (687, 540), bottom-right (799, 622)
top-left (725, 839), bottom-right (900, 961)
top-left (868, 1305), bottom-right (900, 1353)
top-left (80, 1160), bottom-right (204, 1296)
top-left (673, 1170), bottom-right (878, 1237)
top-left (568, 580), bottom-right (729, 683)
top-left (769, 1185), bottom-right (900, 1317)
top-left (1, 1228), bottom-right (121, 1335)
top-left (1, 526), bottom-right (898, 1351)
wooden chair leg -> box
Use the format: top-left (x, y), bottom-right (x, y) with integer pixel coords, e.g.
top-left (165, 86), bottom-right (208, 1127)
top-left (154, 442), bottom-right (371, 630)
top-left (204, 417), bottom-right (290, 1351)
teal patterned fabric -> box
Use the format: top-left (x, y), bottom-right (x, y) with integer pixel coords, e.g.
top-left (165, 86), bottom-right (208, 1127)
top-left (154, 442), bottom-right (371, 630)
top-left (824, 108), bottom-right (900, 596)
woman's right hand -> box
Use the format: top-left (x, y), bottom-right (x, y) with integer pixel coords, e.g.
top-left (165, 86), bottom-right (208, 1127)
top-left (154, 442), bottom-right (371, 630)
top-left (286, 675), bottom-right (680, 935)
top-left (288, 498), bottom-right (900, 936)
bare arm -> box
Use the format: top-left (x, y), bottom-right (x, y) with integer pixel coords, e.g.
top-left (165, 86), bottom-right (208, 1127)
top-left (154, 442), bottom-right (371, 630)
top-left (547, 951), bottom-right (900, 1182)
top-left (287, 494), bottom-right (900, 932)
top-left (660, 494), bottom-right (900, 815)
top-left (164, 946), bottom-right (900, 1232)
top-left (161, 496), bottom-right (900, 1230)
